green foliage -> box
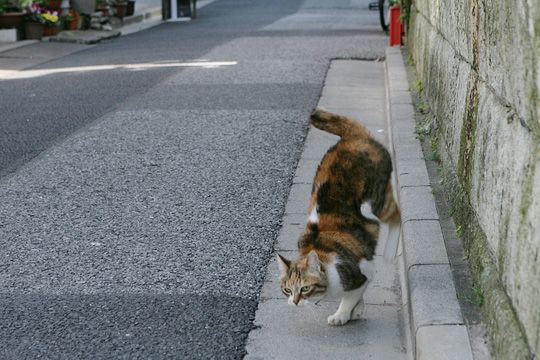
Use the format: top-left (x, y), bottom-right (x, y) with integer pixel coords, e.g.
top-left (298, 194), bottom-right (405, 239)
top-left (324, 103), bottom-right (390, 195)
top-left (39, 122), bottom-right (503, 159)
top-left (415, 115), bottom-right (431, 139)
top-left (455, 225), bottom-right (463, 238)
top-left (0, 0), bottom-right (25, 13)
top-left (418, 101), bottom-right (427, 114)
top-left (400, 0), bottom-right (412, 26)
top-left (406, 54), bottom-right (415, 66)
top-left (413, 79), bottom-right (423, 93)
top-left (430, 134), bottom-right (441, 162)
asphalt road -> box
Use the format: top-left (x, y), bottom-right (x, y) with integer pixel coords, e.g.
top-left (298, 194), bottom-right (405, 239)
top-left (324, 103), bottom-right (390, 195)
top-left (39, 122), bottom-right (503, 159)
top-left (0, 0), bottom-right (386, 358)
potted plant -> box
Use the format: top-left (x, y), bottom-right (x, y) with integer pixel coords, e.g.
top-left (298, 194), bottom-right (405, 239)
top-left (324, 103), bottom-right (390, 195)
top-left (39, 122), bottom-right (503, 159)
top-left (95, 0), bottom-right (109, 16)
top-left (61, 8), bottom-right (79, 29)
top-left (112, 0), bottom-right (126, 19)
top-left (0, 0), bottom-right (25, 29)
top-left (24, 2), bottom-right (60, 38)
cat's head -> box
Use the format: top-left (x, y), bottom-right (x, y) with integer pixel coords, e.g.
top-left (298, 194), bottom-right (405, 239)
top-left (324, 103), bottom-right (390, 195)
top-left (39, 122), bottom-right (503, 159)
top-left (276, 250), bottom-right (328, 306)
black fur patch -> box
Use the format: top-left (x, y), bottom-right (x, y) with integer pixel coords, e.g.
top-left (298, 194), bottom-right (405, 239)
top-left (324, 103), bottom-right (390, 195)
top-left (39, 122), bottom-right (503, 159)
top-left (334, 243), bottom-right (368, 291)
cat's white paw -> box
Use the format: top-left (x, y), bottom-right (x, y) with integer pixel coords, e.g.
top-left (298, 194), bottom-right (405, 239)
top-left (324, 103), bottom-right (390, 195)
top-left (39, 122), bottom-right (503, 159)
top-left (327, 311), bottom-right (351, 326)
top-left (351, 300), bottom-right (365, 320)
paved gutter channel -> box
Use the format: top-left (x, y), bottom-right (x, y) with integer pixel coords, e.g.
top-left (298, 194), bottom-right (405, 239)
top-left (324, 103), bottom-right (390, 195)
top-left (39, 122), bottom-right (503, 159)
top-left (245, 59), bottom-right (410, 360)
top-left (385, 47), bottom-right (483, 359)
top-left (401, 49), bottom-right (491, 359)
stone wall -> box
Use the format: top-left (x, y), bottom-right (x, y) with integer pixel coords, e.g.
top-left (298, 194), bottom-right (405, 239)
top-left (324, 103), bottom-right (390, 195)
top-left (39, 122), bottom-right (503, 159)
top-left (408, 0), bottom-right (539, 358)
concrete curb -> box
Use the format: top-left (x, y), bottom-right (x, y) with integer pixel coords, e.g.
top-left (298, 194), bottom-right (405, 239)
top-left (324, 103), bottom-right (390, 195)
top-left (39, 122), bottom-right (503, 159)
top-left (385, 47), bottom-right (474, 360)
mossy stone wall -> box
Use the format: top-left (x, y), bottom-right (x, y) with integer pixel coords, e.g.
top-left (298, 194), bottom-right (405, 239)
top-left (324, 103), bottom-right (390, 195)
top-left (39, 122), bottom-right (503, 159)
top-left (408, 0), bottom-right (539, 358)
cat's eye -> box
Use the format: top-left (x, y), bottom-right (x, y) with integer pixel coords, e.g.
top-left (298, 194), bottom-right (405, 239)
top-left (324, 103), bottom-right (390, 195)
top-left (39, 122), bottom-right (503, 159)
top-left (283, 288), bottom-right (292, 295)
top-left (301, 286), bottom-right (312, 293)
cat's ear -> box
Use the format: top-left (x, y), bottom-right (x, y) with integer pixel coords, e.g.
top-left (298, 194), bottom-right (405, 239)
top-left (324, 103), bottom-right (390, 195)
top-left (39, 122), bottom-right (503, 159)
top-left (307, 250), bottom-right (321, 273)
top-left (276, 254), bottom-right (291, 273)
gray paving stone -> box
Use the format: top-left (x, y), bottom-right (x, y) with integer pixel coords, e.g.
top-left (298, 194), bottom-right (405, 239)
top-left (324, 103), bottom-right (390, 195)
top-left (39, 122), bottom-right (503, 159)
top-left (409, 265), bottom-right (463, 332)
top-left (321, 86), bottom-right (386, 100)
top-left (392, 121), bottom-right (417, 144)
top-left (402, 220), bottom-right (449, 270)
top-left (319, 88), bottom-right (386, 110)
top-left (394, 141), bottom-right (425, 162)
top-left (245, 300), bottom-right (407, 360)
top-left (284, 200), bottom-right (307, 215)
top-left (324, 61), bottom-right (386, 86)
top-left (288, 183), bottom-right (312, 203)
top-left (388, 77), bottom-right (410, 92)
top-left (391, 103), bottom-right (415, 123)
top-left (293, 159), bottom-right (319, 184)
top-left (284, 183), bottom-right (311, 214)
top-left (299, 144), bottom-right (331, 160)
top-left (396, 158), bottom-right (430, 187)
top-left (274, 214), bottom-right (306, 251)
top-left (390, 90), bottom-right (413, 105)
top-left (399, 186), bottom-right (439, 222)
top-left (305, 127), bottom-right (340, 144)
top-left (416, 325), bottom-right (473, 360)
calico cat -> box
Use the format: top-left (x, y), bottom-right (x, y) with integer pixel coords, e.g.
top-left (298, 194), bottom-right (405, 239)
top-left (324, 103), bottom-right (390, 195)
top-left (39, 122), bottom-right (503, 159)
top-left (277, 107), bottom-right (401, 326)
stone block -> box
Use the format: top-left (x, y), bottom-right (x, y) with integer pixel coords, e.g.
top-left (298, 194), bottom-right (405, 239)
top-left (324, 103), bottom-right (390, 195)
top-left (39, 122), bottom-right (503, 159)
top-left (399, 186), bottom-right (439, 222)
top-left (395, 158), bottom-right (430, 187)
top-left (409, 264), bottom-right (463, 332)
top-left (394, 141), bottom-right (424, 162)
top-left (402, 220), bottom-right (449, 270)
top-left (288, 183), bottom-right (312, 202)
top-left (0, 29), bottom-right (18, 42)
top-left (416, 325), bottom-right (473, 360)
top-left (391, 103), bottom-right (415, 123)
top-left (390, 90), bottom-right (413, 105)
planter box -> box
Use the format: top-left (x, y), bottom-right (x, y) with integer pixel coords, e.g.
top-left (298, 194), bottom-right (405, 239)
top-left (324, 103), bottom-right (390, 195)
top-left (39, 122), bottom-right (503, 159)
top-left (24, 21), bottom-right (44, 40)
top-left (0, 12), bottom-right (25, 29)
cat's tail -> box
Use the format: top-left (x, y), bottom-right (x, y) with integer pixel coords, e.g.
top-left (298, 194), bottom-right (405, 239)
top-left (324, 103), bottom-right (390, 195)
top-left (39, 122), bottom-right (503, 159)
top-left (310, 107), bottom-right (371, 141)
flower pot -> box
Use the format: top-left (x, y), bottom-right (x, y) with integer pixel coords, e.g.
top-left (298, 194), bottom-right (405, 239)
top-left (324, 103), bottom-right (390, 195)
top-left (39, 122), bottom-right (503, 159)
top-left (24, 21), bottom-right (44, 40)
top-left (43, 25), bottom-right (60, 36)
top-left (0, 12), bottom-right (25, 29)
top-left (126, 0), bottom-right (135, 16)
top-left (65, 18), bottom-right (79, 30)
top-left (114, 3), bottom-right (127, 19)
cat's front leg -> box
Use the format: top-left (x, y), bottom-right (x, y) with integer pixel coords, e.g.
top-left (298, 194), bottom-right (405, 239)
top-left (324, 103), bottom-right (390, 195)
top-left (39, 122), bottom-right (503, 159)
top-left (327, 283), bottom-right (367, 326)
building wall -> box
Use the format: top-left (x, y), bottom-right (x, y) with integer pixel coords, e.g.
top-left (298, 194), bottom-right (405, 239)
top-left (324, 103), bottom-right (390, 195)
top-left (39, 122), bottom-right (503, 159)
top-left (408, 0), bottom-right (539, 357)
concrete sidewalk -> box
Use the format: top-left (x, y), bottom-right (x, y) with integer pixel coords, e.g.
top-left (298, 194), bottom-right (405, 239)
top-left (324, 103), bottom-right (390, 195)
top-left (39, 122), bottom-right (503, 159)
top-left (245, 52), bottom-right (482, 359)
top-left (245, 60), bottom-right (410, 360)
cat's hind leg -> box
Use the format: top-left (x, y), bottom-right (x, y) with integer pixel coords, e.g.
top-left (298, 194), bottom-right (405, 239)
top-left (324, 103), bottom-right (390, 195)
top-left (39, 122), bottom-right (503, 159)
top-left (351, 258), bottom-right (374, 320)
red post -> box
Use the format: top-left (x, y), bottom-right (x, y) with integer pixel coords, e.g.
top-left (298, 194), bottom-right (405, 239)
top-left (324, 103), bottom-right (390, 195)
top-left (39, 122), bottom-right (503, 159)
top-left (389, 5), bottom-right (402, 46)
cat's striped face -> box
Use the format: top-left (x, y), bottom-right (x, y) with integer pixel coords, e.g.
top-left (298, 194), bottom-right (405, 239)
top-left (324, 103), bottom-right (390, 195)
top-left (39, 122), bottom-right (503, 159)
top-left (277, 251), bottom-right (328, 306)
